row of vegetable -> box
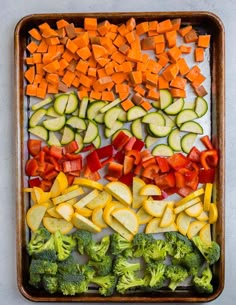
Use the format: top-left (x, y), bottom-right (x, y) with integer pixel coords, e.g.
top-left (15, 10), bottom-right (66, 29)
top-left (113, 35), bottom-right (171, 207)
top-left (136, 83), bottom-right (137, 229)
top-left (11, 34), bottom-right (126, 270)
top-left (23, 16), bottom-right (220, 297)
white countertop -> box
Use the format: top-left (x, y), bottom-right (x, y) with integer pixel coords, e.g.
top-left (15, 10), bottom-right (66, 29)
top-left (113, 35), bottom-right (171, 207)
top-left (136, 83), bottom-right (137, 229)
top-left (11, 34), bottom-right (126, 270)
top-left (0, 0), bottom-right (235, 304)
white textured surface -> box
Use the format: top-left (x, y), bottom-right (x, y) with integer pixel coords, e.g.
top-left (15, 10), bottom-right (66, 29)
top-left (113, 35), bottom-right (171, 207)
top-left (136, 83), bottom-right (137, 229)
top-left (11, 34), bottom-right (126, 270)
top-left (0, 0), bottom-right (235, 304)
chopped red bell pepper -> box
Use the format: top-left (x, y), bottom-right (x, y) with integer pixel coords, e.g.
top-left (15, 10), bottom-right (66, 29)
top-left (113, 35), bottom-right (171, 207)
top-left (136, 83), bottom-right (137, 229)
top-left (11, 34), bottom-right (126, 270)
top-left (101, 156), bottom-right (114, 167)
top-left (142, 157), bottom-right (157, 168)
top-left (29, 177), bottom-right (41, 188)
top-left (154, 172), bottom-right (176, 189)
top-left (132, 139), bottom-right (145, 151)
top-left (177, 186), bottom-right (193, 197)
top-left (25, 159), bottom-right (39, 176)
top-left (114, 150), bottom-right (125, 164)
top-left (199, 168), bottom-right (215, 183)
top-left (167, 153), bottom-right (192, 171)
top-left (112, 131), bottom-right (130, 150)
top-left (66, 174), bottom-right (75, 186)
top-left (174, 171), bottom-right (185, 188)
top-left (187, 146), bottom-right (201, 163)
top-left (40, 179), bottom-right (53, 192)
top-left (68, 170), bottom-right (80, 177)
top-left (63, 159), bottom-right (82, 173)
top-left (81, 144), bottom-right (95, 152)
top-left (124, 137), bottom-right (137, 151)
top-left (123, 156), bottom-right (135, 175)
top-left (64, 153), bottom-right (82, 160)
top-left (155, 156), bottom-right (170, 173)
top-left (49, 146), bottom-right (63, 159)
top-left (107, 162), bottom-right (123, 178)
top-left (119, 172), bottom-right (134, 186)
top-left (86, 150), bottom-right (102, 172)
top-left (44, 170), bottom-right (59, 180)
top-left (96, 145), bottom-right (113, 159)
top-left (142, 164), bottom-right (160, 179)
top-left (63, 140), bottom-right (79, 154)
top-left (27, 139), bottom-right (42, 157)
top-left (126, 150), bottom-right (141, 165)
top-left (200, 135), bottom-right (214, 150)
top-left (200, 149), bottom-right (219, 170)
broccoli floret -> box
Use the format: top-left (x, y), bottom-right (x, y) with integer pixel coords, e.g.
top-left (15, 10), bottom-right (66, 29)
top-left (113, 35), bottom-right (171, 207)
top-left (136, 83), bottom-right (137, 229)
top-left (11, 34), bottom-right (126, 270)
top-left (78, 264), bottom-right (96, 282)
top-left (57, 255), bottom-right (78, 275)
top-left (27, 227), bottom-right (51, 256)
top-left (165, 265), bottom-right (189, 291)
top-left (32, 235), bottom-right (57, 262)
top-left (42, 275), bottom-right (58, 294)
top-left (143, 239), bottom-right (169, 263)
top-left (58, 273), bottom-right (87, 295)
top-left (143, 261), bottom-right (166, 288)
top-left (173, 240), bottom-right (193, 261)
top-left (54, 230), bottom-right (76, 261)
top-left (116, 271), bottom-right (144, 294)
top-left (85, 235), bottom-right (110, 262)
top-left (29, 272), bottom-right (42, 288)
top-left (113, 256), bottom-right (140, 276)
top-left (29, 259), bottom-right (58, 275)
top-left (72, 230), bottom-right (92, 255)
top-left (181, 250), bottom-right (204, 276)
top-left (165, 231), bottom-right (192, 246)
top-left (110, 233), bottom-right (133, 257)
top-left (192, 236), bottom-right (220, 265)
top-left (132, 233), bottom-right (155, 258)
top-left (193, 265), bottom-right (213, 294)
top-left (91, 274), bottom-right (117, 296)
top-left (88, 255), bottom-right (113, 276)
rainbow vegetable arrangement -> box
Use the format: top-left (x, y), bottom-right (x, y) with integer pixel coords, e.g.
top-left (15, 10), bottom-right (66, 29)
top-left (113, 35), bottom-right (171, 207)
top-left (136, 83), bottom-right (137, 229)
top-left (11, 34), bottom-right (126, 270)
top-left (23, 16), bottom-right (220, 295)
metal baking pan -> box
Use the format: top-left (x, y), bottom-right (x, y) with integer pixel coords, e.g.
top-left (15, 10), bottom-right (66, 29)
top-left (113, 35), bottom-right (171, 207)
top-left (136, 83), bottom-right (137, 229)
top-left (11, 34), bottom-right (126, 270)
top-left (15, 11), bottom-right (225, 302)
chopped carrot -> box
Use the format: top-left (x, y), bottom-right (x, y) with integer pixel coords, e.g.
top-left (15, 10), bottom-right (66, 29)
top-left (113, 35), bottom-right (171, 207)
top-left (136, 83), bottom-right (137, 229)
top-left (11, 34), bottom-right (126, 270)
top-left (32, 53), bottom-right (42, 64)
top-left (24, 66), bottom-right (35, 84)
top-left (132, 93), bottom-right (143, 105)
top-left (185, 65), bottom-right (201, 82)
top-left (26, 41), bottom-right (38, 54)
top-left (195, 47), bottom-right (205, 62)
top-left (72, 76), bottom-right (80, 88)
top-left (118, 91), bottom-right (130, 101)
top-left (37, 39), bottom-right (48, 53)
top-left (191, 73), bottom-right (206, 88)
top-left (136, 22), bottom-right (149, 35)
top-left (179, 45), bottom-right (192, 54)
top-left (129, 70), bottom-right (142, 85)
top-left (121, 99), bottom-right (134, 111)
top-left (141, 37), bottom-right (156, 50)
top-left (111, 51), bottom-right (126, 64)
top-left (141, 100), bottom-right (152, 111)
top-left (157, 54), bottom-right (169, 67)
top-left (134, 85), bottom-right (146, 96)
top-left (36, 86), bottom-right (47, 99)
top-left (46, 73), bottom-right (59, 85)
top-left (121, 61), bottom-right (133, 73)
top-left (111, 72), bottom-right (127, 84)
top-left (193, 85), bottom-right (208, 97)
top-left (66, 39), bottom-right (78, 53)
top-left (170, 76), bottom-right (187, 90)
top-left (198, 35), bottom-right (211, 48)
top-left (155, 42), bottom-right (165, 55)
top-left (113, 34), bottom-right (126, 48)
top-left (41, 27), bottom-right (59, 39)
top-left (90, 90), bottom-right (102, 100)
top-left (158, 75), bottom-right (169, 89)
top-left (62, 49), bottom-right (74, 63)
top-left (56, 19), bottom-right (70, 29)
top-left (77, 90), bottom-right (88, 100)
top-left (146, 72), bottom-right (158, 87)
top-left (62, 70), bottom-right (76, 87)
top-left (126, 49), bottom-right (143, 63)
top-left (184, 29), bottom-right (198, 43)
top-left (101, 91), bottom-right (115, 101)
top-left (126, 17), bottom-right (136, 31)
top-left (26, 84), bottom-right (37, 96)
top-left (178, 25), bottom-right (192, 37)
top-left (146, 88), bottom-right (160, 101)
top-left (43, 60), bottom-right (60, 73)
top-left (169, 88), bottom-right (186, 98)
top-left (47, 83), bottom-right (59, 94)
top-left (79, 73), bottom-right (93, 88)
top-left (165, 30), bottom-right (177, 48)
top-left (75, 59), bottom-right (89, 74)
top-left (97, 20), bottom-right (111, 36)
top-left (28, 28), bottom-right (42, 41)
top-left (157, 19), bottom-right (173, 33)
top-left (84, 18), bottom-right (97, 31)
top-left (92, 44), bottom-right (108, 59)
top-left (162, 63), bottom-right (179, 81)
top-left (25, 57), bottom-right (34, 65)
top-left (125, 31), bottom-right (137, 44)
top-left (177, 57), bottom-right (190, 75)
top-left (33, 74), bottom-right (43, 84)
top-left (167, 46), bottom-right (182, 63)
top-left (146, 60), bottom-right (162, 74)
top-left (171, 18), bottom-right (181, 31)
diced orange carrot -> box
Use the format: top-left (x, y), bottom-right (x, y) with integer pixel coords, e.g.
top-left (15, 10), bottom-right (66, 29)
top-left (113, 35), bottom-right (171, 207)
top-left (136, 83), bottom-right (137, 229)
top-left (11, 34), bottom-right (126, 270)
top-left (171, 18), bottom-right (181, 31)
top-left (178, 25), bottom-right (192, 37)
top-left (45, 37), bottom-right (60, 45)
top-left (36, 86), bottom-right (47, 99)
top-left (28, 28), bottom-right (42, 41)
top-left (126, 17), bottom-right (136, 31)
top-left (170, 76), bottom-right (187, 90)
top-left (33, 74), bottom-right (43, 84)
top-left (184, 29), bottom-right (198, 43)
top-left (26, 84), bottom-right (37, 96)
top-left (76, 46), bottom-right (91, 61)
top-left (101, 91), bottom-right (115, 101)
top-left (25, 57), bottom-right (34, 65)
top-left (66, 39), bottom-right (78, 53)
top-left (125, 30), bottom-right (136, 44)
top-left (136, 22), bottom-right (149, 35)
top-left (26, 41), bottom-right (38, 54)
top-left (47, 83), bottom-right (59, 94)
top-left (155, 42), bottom-right (165, 55)
top-left (36, 63), bottom-right (45, 75)
top-left (195, 47), bottom-right (205, 62)
top-left (46, 73), bottom-right (59, 85)
top-left (165, 30), bottom-right (177, 48)
top-left (43, 59), bottom-right (60, 73)
top-left (79, 73), bottom-right (93, 88)
top-left (179, 45), bottom-right (192, 54)
top-left (73, 32), bottom-right (89, 48)
top-left (158, 75), bottom-right (169, 89)
top-left (141, 100), bottom-right (152, 111)
top-left (121, 99), bottom-right (134, 111)
top-left (157, 54), bottom-right (169, 67)
top-left (167, 46), bottom-right (182, 63)
top-left (90, 90), bottom-right (102, 100)
top-left (162, 63), bottom-right (179, 81)
top-left (157, 19), bottom-right (173, 33)
top-left (111, 50), bottom-right (126, 64)
top-left (113, 34), bottom-right (126, 48)
top-left (64, 23), bottom-right (77, 39)
top-left (134, 85), bottom-right (146, 96)
top-left (24, 66), bottom-right (35, 84)
top-left (169, 88), bottom-right (186, 98)
top-left (146, 72), bottom-right (158, 87)
top-left (32, 53), bottom-right (42, 64)
top-left (119, 43), bottom-right (130, 55)
top-left (118, 23), bottom-right (129, 36)
top-left (72, 76), bottom-right (80, 88)
top-left (132, 93), bottom-right (143, 105)
top-left (191, 73), bottom-right (206, 88)
top-left (177, 57), bottom-right (190, 75)
top-left (61, 70), bottom-right (76, 87)
top-left (84, 18), bottom-right (97, 31)
top-left (62, 49), bottom-right (74, 63)
top-left (146, 59), bottom-right (162, 74)
top-left (75, 59), bottom-right (89, 74)
top-left (129, 70), bottom-right (142, 85)
top-left (148, 20), bottom-right (158, 31)
top-left (92, 44), bottom-right (108, 59)
top-left (141, 36), bottom-right (156, 50)
top-left (185, 65), bottom-right (201, 82)
top-left (38, 22), bottom-right (51, 32)
top-left (41, 27), bottom-right (59, 39)
top-left (97, 20), bottom-right (111, 36)
top-left (111, 72), bottom-right (127, 84)
top-left (198, 35), bottom-right (211, 48)
top-left (77, 90), bottom-right (88, 100)
top-left (146, 88), bottom-right (160, 101)
top-left (56, 19), bottom-right (70, 29)
top-left (37, 39), bottom-right (48, 53)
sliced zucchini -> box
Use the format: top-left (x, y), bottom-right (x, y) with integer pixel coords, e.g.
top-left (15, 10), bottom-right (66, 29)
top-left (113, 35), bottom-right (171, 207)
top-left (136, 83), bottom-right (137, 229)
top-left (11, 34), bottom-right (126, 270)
top-left (152, 100), bottom-right (160, 109)
top-left (66, 117), bottom-right (86, 130)
top-left (180, 121), bottom-right (204, 134)
top-left (54, 94), bottom-right (69, 115)
top-left (195, 96), bottom-right (208, 118)
top-left (28, 126), bottom-right (48, 141)
top-left (142, 112), bottom-right (165, 125)
top-left (47, 131), bottom-right (61, 146)
top-left (181, 133), bottom-right (197, 154)
top-left (79, 97), bottom-right (89, 119)
top-left (31, 97), bottom-right (53, 111)
top-left (131, 118), bottom-right (143, 140)
top-left (117, 108), bottom-right (127, 122)
top-left (87, 100), bottom-right (107, 120)
top-left (127, 106), bottom-right (146, 121)
top-left (83, 121), bottom-right (98, 143)
top-left (145, 135), bottom-right (158, 148)
top-left (183, 101), bottom-right (195, 110)
top-left (94, 113), bottom-right (105, 124)
top-left (160, 89), bottom-right (172, 109)
top-left (158, 110), bottom-right (176, 128)
top-left (168, 128), bottom-right (182, 151)
top-left (149, 124), bottom-right (172, 137)
top-left (100, 98), bottom-right (121, 113)
top-left (176, 109), bottom-right (198, 126)
top-left (65, 92), bottom-right (79, 114)
top-left (104, 121), bottom-right (123, 138)
top-left (164, 98), bottom-right (184, 115)
top-left (47, 106), bottom-right (61, 118)
top-left (75, 133), bottom-right (84, 153)
top-left (152, 144), bottom-right (174, 156)
top-left (104, 107), bottom-right (121, 129)
top-left (29, 108), bottom-right (47, 127)
top-left (111, 128), bottom-right (132, 141)
top-left (43, 116), bottom-right (66, 131)
top-left (93, 135), bottom-right (101, 148)
top-left (61, 126), bottom-right (75, 145)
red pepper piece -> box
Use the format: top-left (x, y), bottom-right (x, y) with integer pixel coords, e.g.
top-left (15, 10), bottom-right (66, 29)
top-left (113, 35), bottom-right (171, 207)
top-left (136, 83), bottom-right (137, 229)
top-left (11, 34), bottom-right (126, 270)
top-left (86, 150), bottom-right (102, 172)
top-left (167, 153), bottom-right (192, 171)
top-left (154, 172), bottom-right (176, 189)
top-left (199, 168), bottom-right (215, 183)
top-left (63, 159), bottom-right (82, 173)
top-left (187, 146), bottom-right (201, 163)
top-left (81, 144), bottom-right (95, 152)
top-left (40, 179), bottom-right (53, 192)
top-left (119, 172), bottom-right (134, 186)
top-left (174, 171), bottom-right (185, 188)
top-left (200, 149), bottom-right (219, 170)
top-left (114, 150), bottom-right (125, 164)
top-left (126, 150), bottom-right (141, 165)
top-left (155, 156), bottom-right (170, 173)
top-left (200, 135), bottom-right (214, 150)
top-left (42, 146), bottom-right (50, 154)
top-left (142, 157), bottom-right (157, 168)
top-left (142, 164), bottom-right (160, 179)
top-left (27, 139), bottom-right (42, 157)
top-left (107, 162), bottom-right (123, 178)
top-left (101, 157), bottom-right (114, 167)
top-left (44, 170), bottom-right (59, 180)
top-left (177, 186), bottom-right (193, 197)
top-left (65, 153), bottom-right (82, 160)
top-left (29, 177), bottom-right (41, 188)
top-left (96, 145), bottom-right (113, 159)
top-left (124, 137), bottom-right (137, 151)
top-left (123, 156), bottom-right (135, 175)
top-left (66, 174), bottom-right (75, 186)
top-left (132, 139), bottom-right (145, 151)
top-left (49, 146), bottom-right (63, 159)
top-left (63, 140), bottom-right (79, 154)
top-left (25, 159), bottom-right (39, 176)
top-left (47, 156), bottom-right (61, 171)
top-left (112, 131), bottom-right (130, 150)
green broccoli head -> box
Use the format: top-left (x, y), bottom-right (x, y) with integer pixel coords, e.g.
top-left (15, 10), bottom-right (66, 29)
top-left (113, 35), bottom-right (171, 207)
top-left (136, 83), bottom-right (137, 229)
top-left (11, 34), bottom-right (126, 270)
top-left (165, 264), bottom-right (189, 291)
top-left (193, 265), bottom-right (213, 294)
top-left (113, 255), bottom-right (140, 276)
top-left (78, 264), bottom-right (96, 282)
top-left (181, 250), bottom-right (204, 276)
top-left (173, 240), bottom-right (193, 261)
top-left (192, 236), bottom-right (220, 265)
top-left (32, 235), bottom-right (57, 262)
top-left (29, 259), bottom-right (58, 275)
top-left (116, 271), bottom-right (144, 294)
top-left (57, 255), bottom-right (78, 275)
top-left (143, 239), bottom-right (169, 263)
top-left (85, 235), bottom-right (110, 262)
top-left (91, 274), bottom-right (117, 296)
top-left (58, 273), bottom-right (87, 295)
top-left (132, 233), bottom-right (155, 258)
top-left (88, 255), bottom-right (113, 276)
top-left (27, 227), bottom-right (51, 256)
top-left (144, 261), bottom-right (166, 288)
top-left (29, 272), bottom-right (42, 288)
top-left (72, 229), bottom-right (92, 255)
top-left (42, 275), bottom-right (58, 294)
top-left (54, 230), bottom-right (76, 261)
top-left (110, 233), bottom-right (133, 257)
